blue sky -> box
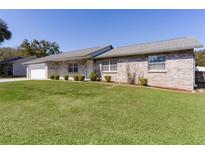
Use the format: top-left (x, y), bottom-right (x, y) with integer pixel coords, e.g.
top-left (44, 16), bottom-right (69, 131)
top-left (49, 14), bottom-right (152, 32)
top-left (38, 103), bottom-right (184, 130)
top-left (0, 10), bottom-right (205, 52)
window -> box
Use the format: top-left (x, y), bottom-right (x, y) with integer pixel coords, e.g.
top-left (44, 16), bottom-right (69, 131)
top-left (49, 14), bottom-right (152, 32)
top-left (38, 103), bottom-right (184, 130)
top-left (68, 63), bottom-right (78, 73)
top-left (73, 63), bottom-right (78, 72)
top-left (68, 64), bottom-right (73, 72)
top-left (148, 55), bottom-right (166, 71)
top-left (102, 59), bottom-right (117, 72)
top-left (110, 59), bottom-right (117, 72)
top-left (102, 60), bottom-right (109, 72)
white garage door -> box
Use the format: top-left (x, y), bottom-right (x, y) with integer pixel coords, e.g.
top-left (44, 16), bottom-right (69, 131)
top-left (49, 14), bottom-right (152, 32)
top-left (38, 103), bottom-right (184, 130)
top-left (29, 63), bottom-right (46, 79)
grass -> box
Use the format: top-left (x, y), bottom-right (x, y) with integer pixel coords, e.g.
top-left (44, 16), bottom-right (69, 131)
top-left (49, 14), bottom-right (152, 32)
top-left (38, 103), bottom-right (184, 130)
top-left (0, 80), bottom-right (205, 144)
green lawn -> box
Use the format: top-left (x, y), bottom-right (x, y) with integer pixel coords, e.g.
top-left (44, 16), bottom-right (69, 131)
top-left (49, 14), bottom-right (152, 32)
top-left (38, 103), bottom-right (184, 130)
top-left (0, 80), bottom-right (205, 144)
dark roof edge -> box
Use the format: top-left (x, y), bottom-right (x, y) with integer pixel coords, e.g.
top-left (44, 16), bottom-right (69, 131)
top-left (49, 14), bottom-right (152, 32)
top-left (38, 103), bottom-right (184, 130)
top-left (87, 45), bottom-right (113, 58)
top-left (11, 56), bottom-right (37, 63)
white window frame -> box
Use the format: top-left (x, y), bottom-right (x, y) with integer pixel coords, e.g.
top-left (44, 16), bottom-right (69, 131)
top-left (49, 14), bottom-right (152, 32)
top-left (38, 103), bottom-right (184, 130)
top-left (102, 59), bottom-right (117, 73)
top-left (68, 63), bottom-right (78, 73)
top-left (148, 55), bottom-right (166, 72)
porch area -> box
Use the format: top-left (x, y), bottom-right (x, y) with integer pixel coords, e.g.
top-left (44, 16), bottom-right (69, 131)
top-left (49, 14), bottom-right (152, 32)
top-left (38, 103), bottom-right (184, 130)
top-left (46, 59), bottom-right (94, 80)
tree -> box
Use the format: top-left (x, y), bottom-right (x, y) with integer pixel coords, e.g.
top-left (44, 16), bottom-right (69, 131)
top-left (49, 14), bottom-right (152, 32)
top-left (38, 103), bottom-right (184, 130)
top-left (195, 50), bottom-right (205, 66)
top-left (0, 19), bottom-right (12, 45)
top-left (19, 39), bottom-right (34, 57)
top-left (19, 39), bottom-right (61, 57)
top-left (0, 47), bottom-right (19, 61)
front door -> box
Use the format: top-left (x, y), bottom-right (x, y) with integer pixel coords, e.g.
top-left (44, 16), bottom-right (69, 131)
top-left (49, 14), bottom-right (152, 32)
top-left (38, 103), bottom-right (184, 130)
top-left (86, 60), bottom-right (93, 79)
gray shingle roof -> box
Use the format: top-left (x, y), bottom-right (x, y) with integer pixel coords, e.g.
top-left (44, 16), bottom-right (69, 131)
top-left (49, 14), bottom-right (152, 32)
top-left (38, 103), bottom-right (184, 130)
top-left (95, 37), bottom-right (203, 59)
top-left (24, 37), bottom-right (203, 65)
top-left (11, 56), bottom-right (37, 63)
top-left (24, 45), bottom-right (112, 64)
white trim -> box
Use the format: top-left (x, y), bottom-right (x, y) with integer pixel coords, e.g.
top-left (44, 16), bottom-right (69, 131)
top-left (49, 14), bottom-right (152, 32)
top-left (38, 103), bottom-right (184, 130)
top-left (102, 71), bottom-right (117, 73)
top-left (45, 64), bottom-right (48, 79)
top-left (148, 70), bottom-right (167, 73)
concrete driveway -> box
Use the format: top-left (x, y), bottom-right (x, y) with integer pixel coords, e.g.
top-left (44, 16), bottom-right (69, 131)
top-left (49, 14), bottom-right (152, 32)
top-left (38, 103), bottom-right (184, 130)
top-left (0, 78), bottom-right (28, 83)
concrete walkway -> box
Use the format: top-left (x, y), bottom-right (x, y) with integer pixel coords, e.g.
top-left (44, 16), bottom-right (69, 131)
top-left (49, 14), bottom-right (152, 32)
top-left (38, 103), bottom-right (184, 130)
top-left (0, 78), bottom-right (28, 83)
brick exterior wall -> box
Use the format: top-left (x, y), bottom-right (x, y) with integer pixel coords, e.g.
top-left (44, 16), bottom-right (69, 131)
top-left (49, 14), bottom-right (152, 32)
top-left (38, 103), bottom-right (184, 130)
top-left (47, 60), bottom-right (87, 79)
top-left (94, 50), bottom-right (195, 91)
top-left (45, 50), bottom-right (194, 91)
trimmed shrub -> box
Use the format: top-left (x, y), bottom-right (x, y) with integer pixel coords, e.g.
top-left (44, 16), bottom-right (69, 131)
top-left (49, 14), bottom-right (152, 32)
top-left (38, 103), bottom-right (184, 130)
top-left (54, 75), bottom-right (60, 80)
top-left (104, 75), bottom-right (111, 82)
top-left (49, 75), bottom-right (55, 80)
top-left (79, 75), bottom-right (85, 81)
top-left (64, 75), bottom-right (69, 80)
top-left (89, 72), bottom-right (98, 81)
top-left (73, 75), bottom-right (79, 81)
top-left (139, 77), bottom-right (148, 86)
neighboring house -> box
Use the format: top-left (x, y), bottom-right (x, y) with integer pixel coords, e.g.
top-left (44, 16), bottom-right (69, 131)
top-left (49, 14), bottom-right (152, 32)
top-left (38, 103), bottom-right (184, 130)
top-left (24, 37), bottom-right (203, 91)
top-left (0, 56), bottom-right (37, 77)
top-left (195, 66), bottom-right (205, 83)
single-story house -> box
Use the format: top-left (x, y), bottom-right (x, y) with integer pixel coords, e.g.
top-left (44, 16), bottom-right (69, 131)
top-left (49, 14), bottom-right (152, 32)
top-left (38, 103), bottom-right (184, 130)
top-left (24, 37), bottom-right (203, 91)
top-left (0, 56), bottom-right (37, 77)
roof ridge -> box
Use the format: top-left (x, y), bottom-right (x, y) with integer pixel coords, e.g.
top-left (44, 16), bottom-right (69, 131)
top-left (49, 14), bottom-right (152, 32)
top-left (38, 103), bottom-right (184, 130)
top-left (95, 36), bottom-right (202, 59)
top-left (115, 36), bottom-right (195, 49)
top-left (62, 46), bottom-right (106, 54)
